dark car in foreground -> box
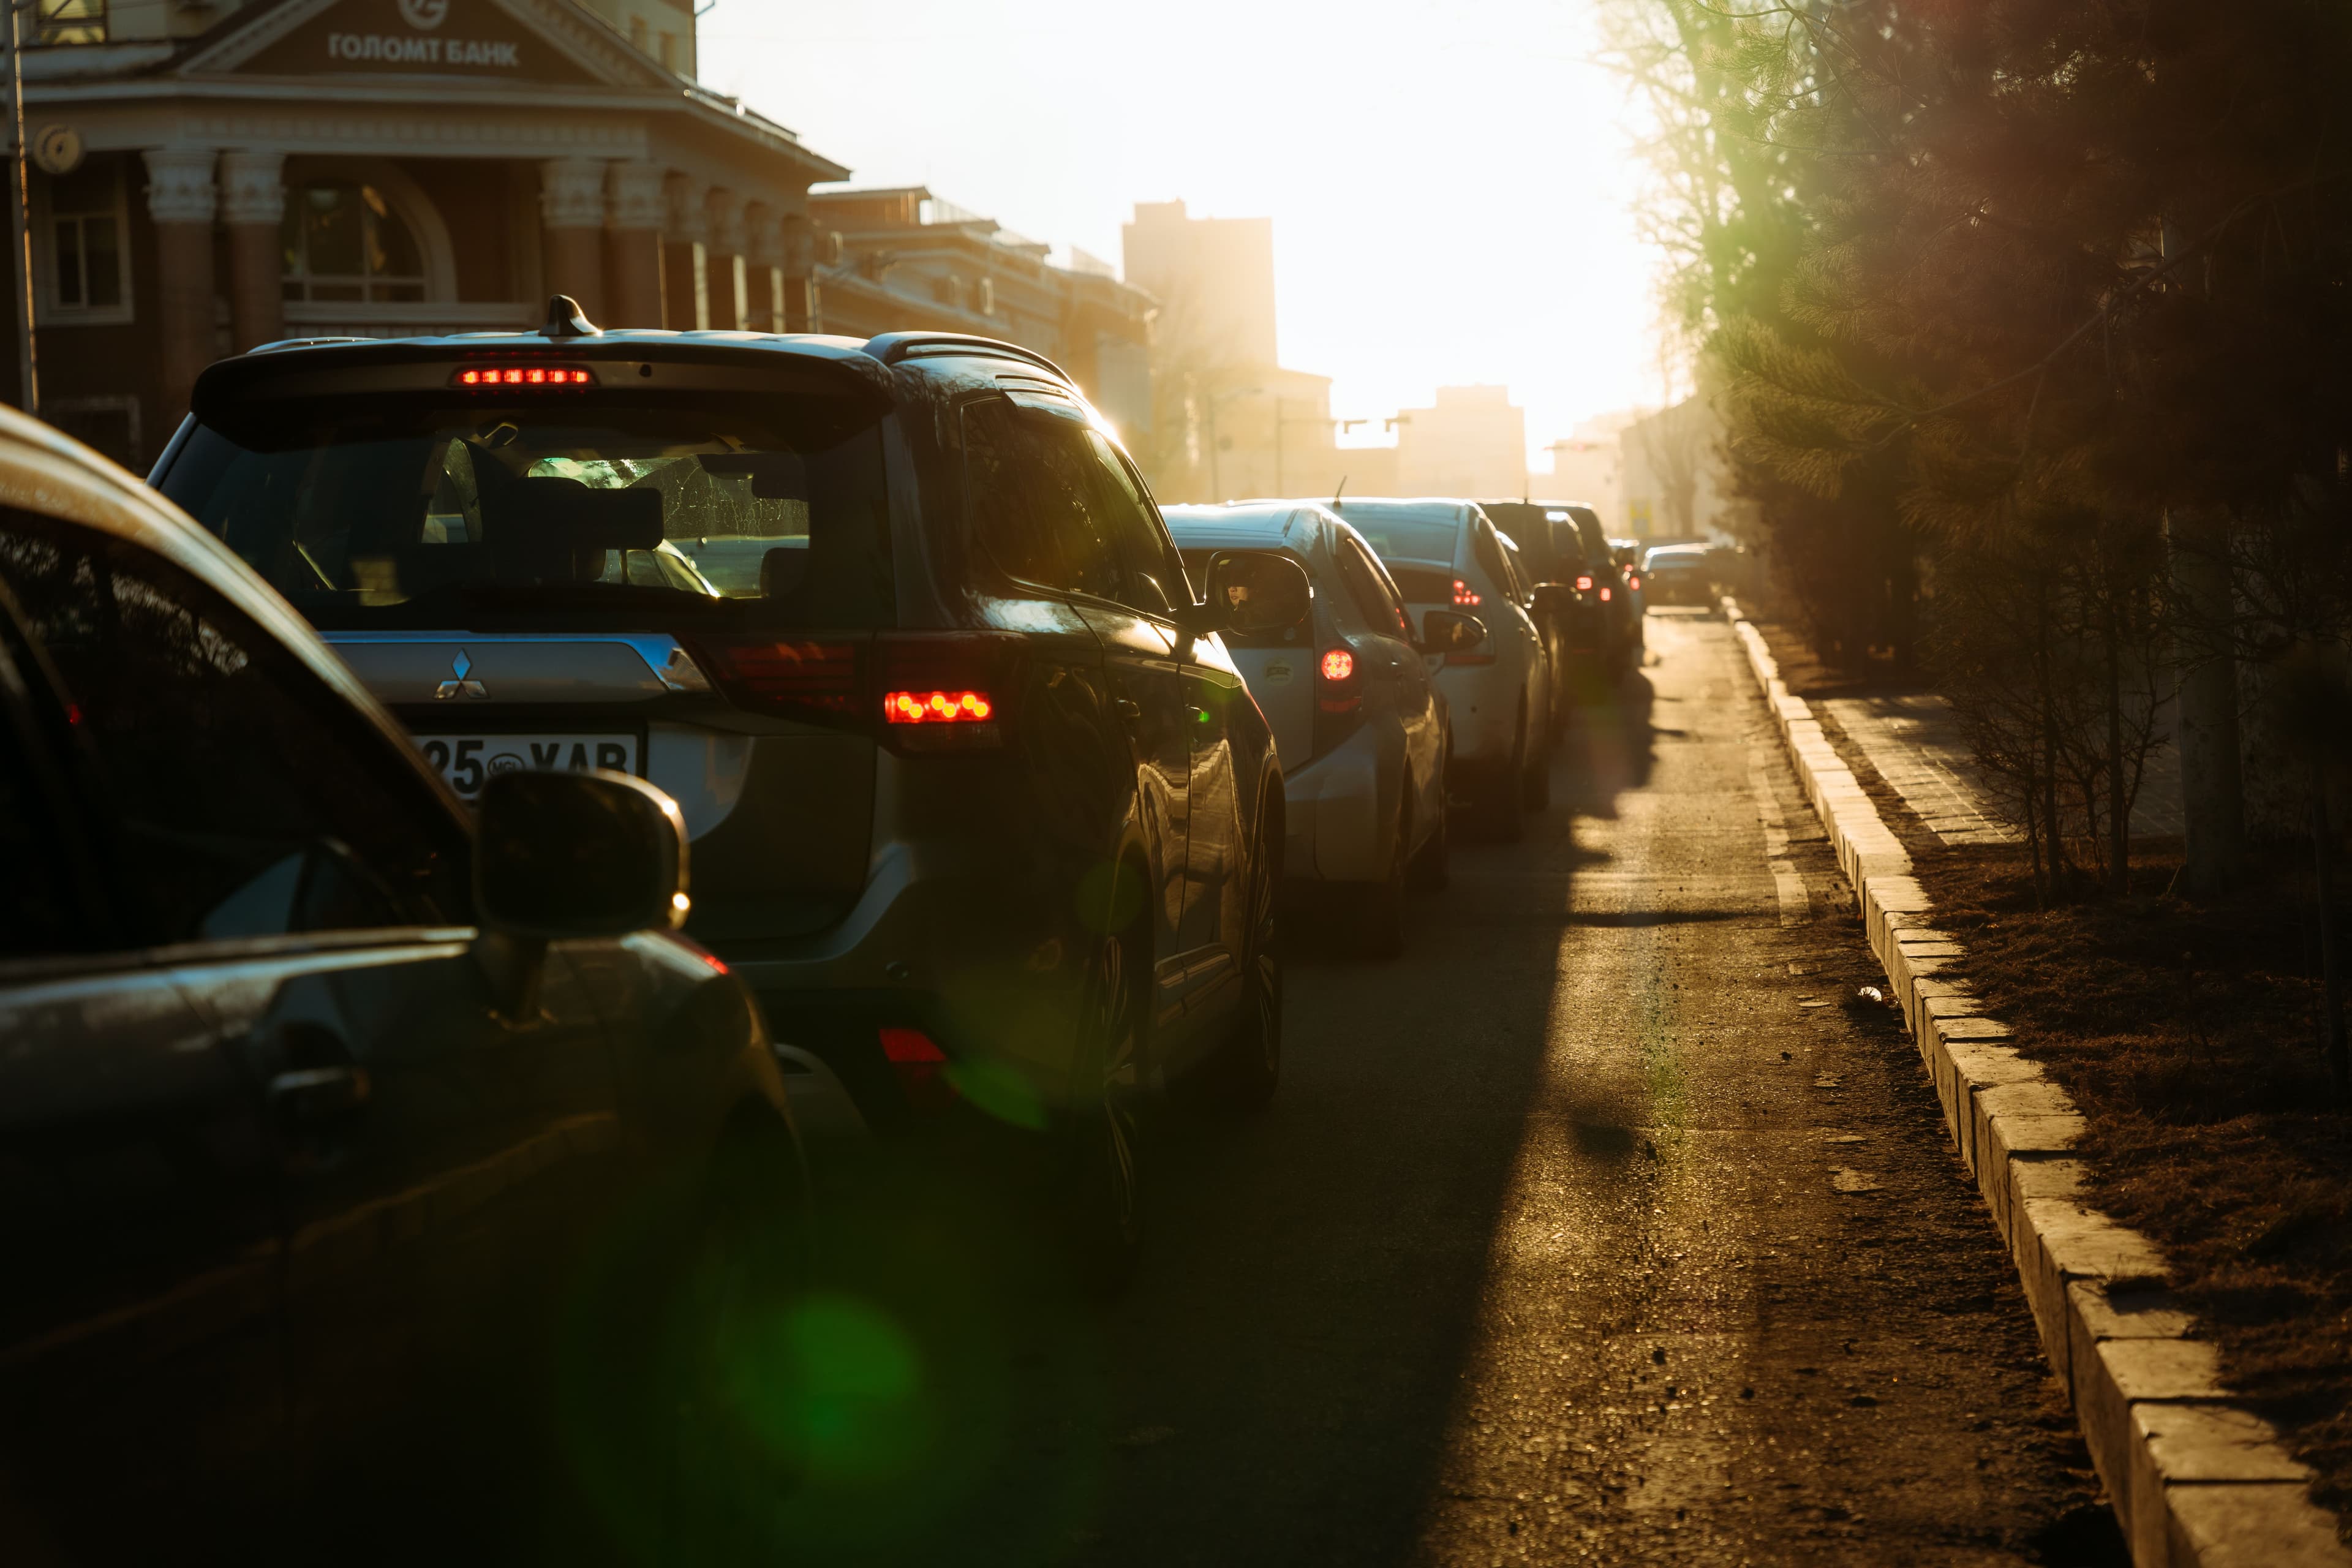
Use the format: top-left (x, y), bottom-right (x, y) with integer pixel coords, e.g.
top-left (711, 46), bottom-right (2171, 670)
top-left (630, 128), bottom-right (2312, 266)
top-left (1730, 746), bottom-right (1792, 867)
top-left (0, 406), bottom-right (809, 1561)
top-left (156, 307), bottom-right (1304, 1283)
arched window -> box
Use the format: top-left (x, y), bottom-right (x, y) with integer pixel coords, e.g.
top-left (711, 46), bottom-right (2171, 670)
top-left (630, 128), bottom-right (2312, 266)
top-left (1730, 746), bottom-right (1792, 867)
top-left (281, 180), bottom-right (424, 303)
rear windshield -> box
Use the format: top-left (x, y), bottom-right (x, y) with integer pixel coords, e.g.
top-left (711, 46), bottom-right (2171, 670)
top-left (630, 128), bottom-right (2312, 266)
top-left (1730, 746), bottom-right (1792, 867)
top-left (159, 390), bottom-right (893, 630)
top-left (1336, 506), bottom-right (1459, 565)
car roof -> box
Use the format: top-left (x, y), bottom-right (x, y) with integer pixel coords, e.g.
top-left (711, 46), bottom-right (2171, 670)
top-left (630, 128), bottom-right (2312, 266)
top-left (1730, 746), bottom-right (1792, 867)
top-left (0, 403), bottom-right (462, 812)
top-left (194, 322), bottom-right (1081, 411)
top-left (1328, 497), bottom-right (1469, 522)
top-left (1163, 503), bottom-right (1322, 557)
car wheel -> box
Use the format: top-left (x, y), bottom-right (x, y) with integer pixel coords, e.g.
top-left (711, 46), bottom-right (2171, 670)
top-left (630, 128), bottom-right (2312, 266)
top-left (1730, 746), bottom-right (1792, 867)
top-left (1066, 926), bottom-right (1147, 1295)
top-left (1357, 801), bottom-right (1409, 957)
top-left (1522, 723), bottom-right (1551, 811)
top-left (1409, 756), bottom-right (1450, 891)
top-left (1202, 807), bottom-right (1283, 1110)
top-left (1487, 715), bottom-right (1526, 842)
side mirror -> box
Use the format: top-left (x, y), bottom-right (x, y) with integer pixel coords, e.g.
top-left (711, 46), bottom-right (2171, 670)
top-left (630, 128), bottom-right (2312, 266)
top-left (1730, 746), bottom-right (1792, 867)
top-left (475, 769), bottom-right (688, 939)
top-left (1415, 609), bottom-right (1486, 656)
top-left (1199, 550), bottom-right (1311, 636)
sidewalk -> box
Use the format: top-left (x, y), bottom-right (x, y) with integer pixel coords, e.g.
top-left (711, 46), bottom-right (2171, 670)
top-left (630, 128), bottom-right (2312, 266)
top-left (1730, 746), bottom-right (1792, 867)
top-left (1819, 692), bottom-right (2185, 848)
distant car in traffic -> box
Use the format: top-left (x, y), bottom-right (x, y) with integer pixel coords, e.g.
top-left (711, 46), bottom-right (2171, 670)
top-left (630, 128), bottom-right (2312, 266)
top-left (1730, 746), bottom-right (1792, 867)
top-left (1479, 499), bottom-right (1619, 714)
top-left (1642, 542), bottom-right (1715, 605)
top-left (1610, 538), bottom-right (1649, 625)
top-left (1335, 498), bottom-right (1553, 839)
top-left (1164, 501), bottom-right (1479, 952)
top-left (0, 404), bottom-right (808, 1559)
top-left (157, 306), bottom-right (1303, 1286)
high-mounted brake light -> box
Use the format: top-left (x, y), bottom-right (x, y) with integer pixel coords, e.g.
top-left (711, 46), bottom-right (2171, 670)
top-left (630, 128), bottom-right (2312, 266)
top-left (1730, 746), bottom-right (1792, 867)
top-left (884, 690), bottom-right (995, 724)
top-left (1452, 578), bottom-right (1481, 606)
top-left (452, 364), bottom-right (598, 388)
top-left (1320, 649), bottom-right (1355, 682)
top-left (1575, 575), bottom-right (1595, 592)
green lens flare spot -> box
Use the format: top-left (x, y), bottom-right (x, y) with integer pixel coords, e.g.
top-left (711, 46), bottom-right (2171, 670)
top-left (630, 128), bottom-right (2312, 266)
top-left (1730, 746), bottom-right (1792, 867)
top-left (726, 1294), bottom-right (925, 1482)
top-left (944, 1057), bottom-right (1049, 1131)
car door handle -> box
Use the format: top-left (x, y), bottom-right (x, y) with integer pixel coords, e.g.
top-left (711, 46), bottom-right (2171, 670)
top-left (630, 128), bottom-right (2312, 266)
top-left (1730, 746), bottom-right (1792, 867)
top-left (1186, 704), bottom-right (1210, 724)
top-left (270, 1064), bottom-right (371, 1121)
top-left (1114, 698), bottom-right (1143, 720)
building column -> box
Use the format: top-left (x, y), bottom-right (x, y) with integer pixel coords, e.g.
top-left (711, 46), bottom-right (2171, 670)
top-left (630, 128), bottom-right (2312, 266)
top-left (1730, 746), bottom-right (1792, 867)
top-left (538, 157), bottom-right (607, 323)
top-left (603, 160), bottom-right (665, 328)
top-left (143, 148), bottom-right (217, 427)
top-left (703, 186), bottom-right (747, 331)
top-left (780, 211), bottom-right (816, 332)
top-left (217, 149), bottom-right (285, 353)
top-left (662, 173), bottom-right (707, 330)
top-left (743, 202), bottom-right (784, 331)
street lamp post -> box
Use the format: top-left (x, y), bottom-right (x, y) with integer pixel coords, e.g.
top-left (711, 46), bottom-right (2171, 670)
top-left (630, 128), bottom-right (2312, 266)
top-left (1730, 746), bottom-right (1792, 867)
top-left (6, 0), bottom-right (36, 416)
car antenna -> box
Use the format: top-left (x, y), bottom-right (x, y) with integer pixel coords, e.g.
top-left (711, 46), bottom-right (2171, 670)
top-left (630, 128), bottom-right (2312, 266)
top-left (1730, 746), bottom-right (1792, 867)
top-left (1330, 475), bottom-right (1348, 510)
top-left (540, 294), bottom-right (602, 339)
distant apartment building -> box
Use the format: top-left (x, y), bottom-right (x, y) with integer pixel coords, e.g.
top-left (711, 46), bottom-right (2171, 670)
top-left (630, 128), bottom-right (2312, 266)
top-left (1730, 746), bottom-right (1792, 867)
top-left (1120, 197), bottom-right (1350, 502)
top-left (1393, 385), bottom-right (1528, 500)
top-left (1121, 198), bottom-right (1276, 368)
top-left (0, 0), bottom-right (846, 466)
top-left (805, 186), bottom-right (1155, 438)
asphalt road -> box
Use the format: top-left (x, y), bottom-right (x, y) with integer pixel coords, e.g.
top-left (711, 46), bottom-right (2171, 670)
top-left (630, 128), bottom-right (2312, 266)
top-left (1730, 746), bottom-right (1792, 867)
top-left (788, 609), bottom-right (2126, 1567)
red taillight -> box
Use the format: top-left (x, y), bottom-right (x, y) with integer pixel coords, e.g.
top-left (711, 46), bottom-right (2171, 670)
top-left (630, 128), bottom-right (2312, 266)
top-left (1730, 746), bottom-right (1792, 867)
top-left (1600, 586), bottom-right (1613, 602)
top-left (1318, 646), bottom-right (1360, 715)
top-left (1452, 578), bottom-right (1481, 606)
top-left (1575, 575), bottom-right (1594, 592)
top-left (1628, 574), bottom-right (1642, 591)
top-left (689, 638), bottom-right (861, 726)
top-left (880, 1027), bottom-right (946, 1063)
top-left (875, 631), bottom-right (1020, 751)
top-left (1320, 649), bottom-right (1355, 682)
top-left (884, 689), bottom-right (995, 724)
top-left (452, 364), bottom-right (597, 388)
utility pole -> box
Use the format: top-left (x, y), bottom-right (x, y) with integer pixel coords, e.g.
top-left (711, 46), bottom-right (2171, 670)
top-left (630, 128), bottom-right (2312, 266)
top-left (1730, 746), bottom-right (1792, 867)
top-left (6, 0), bottom-right (35, 417)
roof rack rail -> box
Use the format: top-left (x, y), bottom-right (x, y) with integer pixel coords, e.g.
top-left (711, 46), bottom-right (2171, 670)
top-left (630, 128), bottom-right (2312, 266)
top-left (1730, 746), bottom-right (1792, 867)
top-left (861, 331), bottom-right (1074, 382)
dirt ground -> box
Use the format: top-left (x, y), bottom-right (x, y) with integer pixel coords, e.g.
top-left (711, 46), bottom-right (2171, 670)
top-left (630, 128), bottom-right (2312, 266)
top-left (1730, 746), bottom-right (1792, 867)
top-left (1753, 617), bottom-right (2352, 1539)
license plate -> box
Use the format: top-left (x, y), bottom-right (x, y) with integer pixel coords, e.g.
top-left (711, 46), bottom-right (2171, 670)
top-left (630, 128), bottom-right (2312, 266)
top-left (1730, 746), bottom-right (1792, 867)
top-left (418, 734), bottom-right (641, 799)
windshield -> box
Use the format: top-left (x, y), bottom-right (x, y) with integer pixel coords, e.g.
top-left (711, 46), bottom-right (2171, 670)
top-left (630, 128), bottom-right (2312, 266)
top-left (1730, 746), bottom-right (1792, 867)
top-left (1334, 504), bottom-right (1460, 564)
top-left (160, 391), bottom-right (893, 630)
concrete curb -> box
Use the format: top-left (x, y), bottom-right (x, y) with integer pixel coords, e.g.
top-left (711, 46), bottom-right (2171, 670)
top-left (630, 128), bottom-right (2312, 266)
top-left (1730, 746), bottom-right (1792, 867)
top-left (1719, 597), bottom-right (2349, 1567)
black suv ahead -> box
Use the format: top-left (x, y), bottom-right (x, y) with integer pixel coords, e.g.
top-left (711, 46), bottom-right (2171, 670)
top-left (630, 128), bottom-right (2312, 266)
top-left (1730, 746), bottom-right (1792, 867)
top-left (156, 307), bottom-right (1303, 1280)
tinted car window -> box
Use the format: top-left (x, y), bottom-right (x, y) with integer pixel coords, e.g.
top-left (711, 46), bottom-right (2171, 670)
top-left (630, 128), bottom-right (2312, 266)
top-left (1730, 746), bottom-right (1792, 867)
top-left (0, 685), bottom-right (72, 956)
top-left (1337, 537), bottom-right (1410, 639)
top-left (159, 391), bottom-right (893, 631)
top-left (0, 511), bottom-right (468, 943)
top-left (1471, 519), bottom-right (1513, 593)
top-left (1080, 432), bottom-right (1185, 616)
top-left (963, 396), bottom-right (1127, 606)
top-left (1338, 504), bottom-right (1461, 564)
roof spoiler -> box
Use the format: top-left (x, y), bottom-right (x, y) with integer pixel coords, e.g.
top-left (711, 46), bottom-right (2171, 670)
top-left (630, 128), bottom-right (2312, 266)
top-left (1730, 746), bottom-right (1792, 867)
top-left (862, 331), bottom-right (1072, 382)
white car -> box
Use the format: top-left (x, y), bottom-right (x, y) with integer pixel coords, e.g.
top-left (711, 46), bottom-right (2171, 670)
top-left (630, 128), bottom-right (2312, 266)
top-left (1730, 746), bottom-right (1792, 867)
top-left (1338, 498), bottom-right (1553, 838)
top-left (1164, 502), bottom-right (1477, 952)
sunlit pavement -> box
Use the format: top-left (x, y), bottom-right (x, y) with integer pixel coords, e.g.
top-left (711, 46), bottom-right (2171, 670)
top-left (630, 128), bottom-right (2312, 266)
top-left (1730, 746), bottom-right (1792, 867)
top-left (778, 609), bottom-right (2119, 1567)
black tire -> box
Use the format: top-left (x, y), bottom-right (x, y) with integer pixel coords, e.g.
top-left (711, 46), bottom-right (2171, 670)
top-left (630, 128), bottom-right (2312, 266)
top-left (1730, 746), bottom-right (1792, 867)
top-left (1066, 927), bottom-right (1147, 1296)
top-left (1522, 720), bottom-right (1551, 811)
top-left (1202, 809), bottom-right (1283, 1110)
top-left (1486, 715), bottom-right (1526, 842)
top-left (1409, 763), bottom-right (1450, 891)
top-left (1356, 801), bottom-right (1409, 957)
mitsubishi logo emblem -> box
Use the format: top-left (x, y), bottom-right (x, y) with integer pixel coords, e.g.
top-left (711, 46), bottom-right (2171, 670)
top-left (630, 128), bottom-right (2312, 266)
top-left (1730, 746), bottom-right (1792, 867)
top-left (434, 649), bottom-right (488, 700)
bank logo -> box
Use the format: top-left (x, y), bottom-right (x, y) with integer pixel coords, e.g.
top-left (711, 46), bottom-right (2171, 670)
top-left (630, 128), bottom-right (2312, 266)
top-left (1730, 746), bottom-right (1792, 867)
top-left (399, 0), bottom-right (448, 31)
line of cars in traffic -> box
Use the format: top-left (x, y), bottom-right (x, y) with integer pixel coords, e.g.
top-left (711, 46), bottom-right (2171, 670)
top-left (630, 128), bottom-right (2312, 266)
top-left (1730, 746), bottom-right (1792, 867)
top-left (0, 309), bottom-right (1647, 1559)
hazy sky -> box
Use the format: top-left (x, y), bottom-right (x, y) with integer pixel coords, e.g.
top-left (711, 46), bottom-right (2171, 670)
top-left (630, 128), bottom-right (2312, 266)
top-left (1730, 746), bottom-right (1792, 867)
top-left (699, 0), bottom-right (1662, 461)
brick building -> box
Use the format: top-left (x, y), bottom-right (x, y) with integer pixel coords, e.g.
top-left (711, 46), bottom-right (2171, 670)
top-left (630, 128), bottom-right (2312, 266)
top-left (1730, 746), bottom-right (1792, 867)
top-left (2, 0), bottom-right (848, 467)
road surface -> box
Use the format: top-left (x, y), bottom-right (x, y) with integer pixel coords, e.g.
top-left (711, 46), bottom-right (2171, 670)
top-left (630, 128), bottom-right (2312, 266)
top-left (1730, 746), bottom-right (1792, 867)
top-left (793, 609), bottom-right (2123, 1567)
